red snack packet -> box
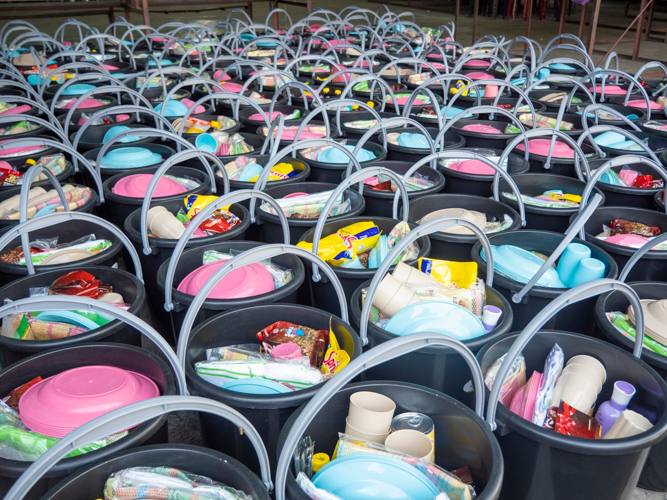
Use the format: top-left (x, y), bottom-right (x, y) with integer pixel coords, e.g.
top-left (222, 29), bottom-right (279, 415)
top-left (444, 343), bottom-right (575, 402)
top-left (372, 180), bottom-right (393, 192)
top-left (545, 401), bottom-right (601, 439)
top-left (5, 376), bottom-right (43, 410)
top-left (610, 219), bottom-right (661, 237)
top-left (256, 321), bottom-right (329, 368)
top-left (199, 210), bottom-right (241, 235)
top-left (49, 270), bottom-right (112, 299)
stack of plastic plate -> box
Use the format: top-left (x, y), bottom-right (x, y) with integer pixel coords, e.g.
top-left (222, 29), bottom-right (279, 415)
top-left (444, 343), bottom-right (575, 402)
top-left (61, 84), bottom-right (97, 96)
top-left (19, 365), bottom-right (159, 438)
top-left (385, 300), bottom-right (486, 340)
top-left (223, 379), bottom-right (292, 394)
top-left (629, 299), bottom-right (667, 345)
top-left (312, 454), bottom-right (439, 500)
top-left (101, 147), bottom-right (162, 169)
top-left (177, 259), bottom-right (274, 299)
top-left (112, 173), bottom-right (188, 198)
top-left (481, 245), bottom-right (567, 288)
top-left (516, 139), bottom-right (575, 158)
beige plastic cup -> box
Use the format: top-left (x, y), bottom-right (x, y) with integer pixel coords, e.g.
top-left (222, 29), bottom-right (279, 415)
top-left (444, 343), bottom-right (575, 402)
top-left (347, 391), bottom-right (396, 434)
top-left (146, 206), bottom-right (168, 228)
top-left (385, 429), bottom-right (434, 463)
top-left (561, 364), bottom-right (604, 393)
top-left (553, 372), bottom-right (598, 413)
top-left (148, 208), bottom-right (186, 239)
top-left (344, 418), bottom-right (390, 444)
top-left (371, 274), bottom-right (422, 317)
top-left (567, 355), bottom-right (607, 384)
top-left (392, 262), bottom-right (442, 287)
top-left (603, 410), bottom-right (653, 439)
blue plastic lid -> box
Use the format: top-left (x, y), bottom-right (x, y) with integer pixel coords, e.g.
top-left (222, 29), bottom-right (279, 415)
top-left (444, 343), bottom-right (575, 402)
top-left (61, 84), bottom-right (97, 96)
top-left (385, 300), bottom-right (486, 340)
top-left (101, 147), bottom-right (162, 169)
top-left (103, 125), bottom-right (141, 144)
top-left (317, 144), bottom-right (377, 164)
top-left (549, 63), bottom-right (576, 71)
top-left (239, 163), bottom-right (264, 182)
top-left (223, 378), bottom-right (292, 394)
top-left (155, 99), bottom-right (189, 117)
top-left (148, 59), bottom-right (175, 67)
top-left (397, 132), bottom-right (429, 149)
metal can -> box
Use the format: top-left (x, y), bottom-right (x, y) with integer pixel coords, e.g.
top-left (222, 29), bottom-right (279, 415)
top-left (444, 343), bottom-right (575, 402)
top-left (391, 412), bottom-right (435, 461)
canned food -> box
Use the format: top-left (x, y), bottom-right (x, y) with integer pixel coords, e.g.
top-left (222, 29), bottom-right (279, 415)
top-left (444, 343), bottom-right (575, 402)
top-left (391, 412), bottom-right (435, 461)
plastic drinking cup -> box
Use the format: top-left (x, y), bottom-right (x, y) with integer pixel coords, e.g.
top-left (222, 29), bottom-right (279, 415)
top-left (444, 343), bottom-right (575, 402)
top-left (556, 243), bottom-right (591, 285)
top-left (568, 257), bottom-right (606, 287)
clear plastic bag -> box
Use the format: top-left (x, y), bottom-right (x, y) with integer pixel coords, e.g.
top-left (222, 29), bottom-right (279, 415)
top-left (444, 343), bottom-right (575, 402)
top-left (104, 466), bottom-right (251, 500)
top-left (202, 250), bottom-right (294, 289)
top-left (484, 352), bottom-right (527, 408)
top-left (297, 472), bottom-right (345, 500)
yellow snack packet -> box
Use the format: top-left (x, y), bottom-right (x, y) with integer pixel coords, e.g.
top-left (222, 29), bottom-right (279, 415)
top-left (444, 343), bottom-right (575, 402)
top-left (184, 194), bottom-right (230, 219)
top-left (297, 221), bottom-right (381, 266)
top-left (321, 320), bottom-right (350, 376)
top-left (418, 257), bottom-right (478, 288)
top-left (248, 162), bottom-right (295, 182)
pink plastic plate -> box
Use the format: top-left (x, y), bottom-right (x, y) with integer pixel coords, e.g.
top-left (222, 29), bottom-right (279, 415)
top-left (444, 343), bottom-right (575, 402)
top-left (112, 173), bottom-right (188, 198)
top-left (465, 59), bottom-right (491, 67)
top-left (605, 233), bottom-right (650, 247)
top-left (215, 82), bottom-right (244, 93)
top-left (462, 124), bottom-right (501, 134)
top-left (465, 72), bottom-right (495, 80)
top-left (61, 98), bottom-right (106, 109)
top-left (283, 192), bottom-right (309, 198)
top-left (19, 365), bottom-right (159, 438)
top-left (0, 104), bottom-right (31, 115)
top-left (589, 85), bottom-right (625, 95)
top-left (448, 159), bottom-right (496, 175)
top-left (249, 111), bottom-right (287, 121)
top-left (516, 139), bottom-right (575, 158)
top-left (180, 98), bottom-right (206, 114)
top-left (627, 99), bottom-right (662, 110)
top-left (177, 259), bottom-right (274, 299)
top-left (279, 129), bottom-right (323, 140)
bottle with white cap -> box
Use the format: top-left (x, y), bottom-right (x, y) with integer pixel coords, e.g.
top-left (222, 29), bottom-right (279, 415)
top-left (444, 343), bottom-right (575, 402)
top-left (595, 381), bottom-right (636, 437)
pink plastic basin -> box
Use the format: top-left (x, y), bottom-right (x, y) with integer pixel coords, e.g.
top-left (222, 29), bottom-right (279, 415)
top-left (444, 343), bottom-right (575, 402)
top-left (177, 259), bottom-right (274, 299)
top-left (516, 138), bottom-right (575, 158)
top-left (112, 173), bottom-right (188, 198)
top-left (462, 123), bottom-right (501, 134)
top-left (448, 159), bottom-right (496, 175)
top-left (19, 365), bottom-right (159, 438)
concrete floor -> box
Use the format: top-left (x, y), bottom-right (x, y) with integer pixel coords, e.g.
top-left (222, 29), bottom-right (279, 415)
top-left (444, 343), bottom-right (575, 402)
top-left (5, 0), bottom-right (667, 498)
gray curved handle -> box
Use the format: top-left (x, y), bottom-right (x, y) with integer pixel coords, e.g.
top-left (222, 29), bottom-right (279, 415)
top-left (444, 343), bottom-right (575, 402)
top-left (543, 33), bottom-right (586, 55)
top-left (48, 65), bottom-right (116, 113)
top-left (410, 149), bottom-right (527, 226)
top-left (579, 156), bottom-right (667, 217)
top-left (351, 115), bottom-right (436, 164)
top-left (499, 127), bottom-right (591, 174)
top-left (0, 113), bottom-right (68, 144)
top-left (184, 90), bottom-right (272, 126)
top-left (511, 193), bottom-right (602, 304)
top-left (0, 211), bottom-right (143, 280)
top-left (633, 62), bottom-right (667, 98)
top-left (309, 96), bottom-right (386, 138)
top-left (579, 103), bottom-right (642, 133)
top-left (176, 244), bottom-right (349, 364)
top-left (453, 52), bottom-right (509, 76)
top-left (487, 279), bottom-right (645, 430)
top-left (139, 149), bottom-right (225, 255)
top-left (438, 103), bottom-right (532, 162)
top-left (4, 395), bottom-right (273, 499)
top-left (311, 165), bottom-right (409, 279)
top-left (360, 216), bottom-right (495, 346)
top-left (0, 295), bottom-right (184, 392)
top-left (163, 189), bottom-right (289, 311)
top-left (65, 84), bottom-right (153, 143)
top-left (336, 69), bottom-right (400, 114)
top-left (70, 103), bottom-right (173, 153)
top-left (576, 124), bottom-right (660, 179)
top-left (275, 332), bottom-right (486, 500)
top-left (0, 137), bottom-right (103, 201)
top-left (94, 128), bottom-right (200, 179)
top-left (583, 69), bottom-right (652, 120)
top-left (18, 163), bottom-right (71, 223)
top-left (620, 231), bottom-right (667, 281)
top-left (0, 96), bottom-right (58, 125)
top-left (443, 78), bottom-right (537, 123)
top-left (38, 60), bottom-right (110, 98)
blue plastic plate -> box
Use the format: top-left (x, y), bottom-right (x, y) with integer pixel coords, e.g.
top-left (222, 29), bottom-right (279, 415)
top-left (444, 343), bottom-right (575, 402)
top-left (61, 84), bottom-right (97, 96)
top-left (33, 311), bottom-right (101, 330)
top-left (223, 378), bottom-right (292, 394)
top-left (397, 133), bottom-right (429, 149)
top-left (482, 245), bottom-right (567, 288)
top-left (101, 147), bottom-right (162, 169)
top-left (317, 144), bottom-right (376, 164)
top-left (155, 99), bottom-right (188, 117)
top-left (312, 454), bottom-right (438, 500)
top-left (385, 300), bottom-right (486, 340)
